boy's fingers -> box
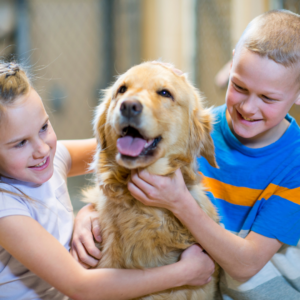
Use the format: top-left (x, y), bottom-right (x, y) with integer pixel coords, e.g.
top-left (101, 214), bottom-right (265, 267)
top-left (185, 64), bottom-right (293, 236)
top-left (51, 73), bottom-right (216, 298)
top-left (131, 170), bottom-right (154, 192)
top-left (136, 169), bottom-right (156, 186)
top-left (128, 182), bottom-right (151, 205)
top-left (174, 168), bottom-right (182, 177)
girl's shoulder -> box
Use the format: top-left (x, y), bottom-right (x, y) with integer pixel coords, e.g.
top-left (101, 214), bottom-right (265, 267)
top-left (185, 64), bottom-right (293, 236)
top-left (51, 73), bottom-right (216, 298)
top-left (54, 142), bottom-right (72, 178)
top-left (0, 182), bottom-right (32, 219)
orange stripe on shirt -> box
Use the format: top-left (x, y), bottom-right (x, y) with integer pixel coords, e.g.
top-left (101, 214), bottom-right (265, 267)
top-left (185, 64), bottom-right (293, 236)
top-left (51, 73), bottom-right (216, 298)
top-left (200, 173), bottom-right (300, 207)
top-left (267, 183), bottom-right (300, 205)
top-left (200, 173), bottom-right (263, 207)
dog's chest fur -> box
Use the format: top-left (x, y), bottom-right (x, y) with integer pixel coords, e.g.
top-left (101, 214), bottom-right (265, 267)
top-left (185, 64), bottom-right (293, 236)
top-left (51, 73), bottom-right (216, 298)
top-left (96, 192), bottom-right (195, 270)
top-left (94, 166), bottom-right (217, 270)
top-left (90, 169), bottom-right (219, 300)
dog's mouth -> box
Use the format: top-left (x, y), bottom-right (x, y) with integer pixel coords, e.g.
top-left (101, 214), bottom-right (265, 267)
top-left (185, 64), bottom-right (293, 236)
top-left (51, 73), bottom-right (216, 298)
top-left (117, 126), bottom-right (162, 158)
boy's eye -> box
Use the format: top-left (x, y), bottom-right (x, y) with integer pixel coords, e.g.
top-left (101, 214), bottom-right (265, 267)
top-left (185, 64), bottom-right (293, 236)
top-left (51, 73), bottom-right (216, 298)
top-left (232, 82), bottom-right (246, 91)
top-left (262, 95), bottom-right (275, 102)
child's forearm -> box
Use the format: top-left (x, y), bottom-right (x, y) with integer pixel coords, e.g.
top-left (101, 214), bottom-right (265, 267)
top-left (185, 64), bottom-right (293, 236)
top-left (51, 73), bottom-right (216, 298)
top-left (0, 216), bottom-right (213, 300)
top-left (128, 169), bottom-right (282, 282)
top-left (74, 258), bottom-right (196, 300)
top-left (173, 191), bottom-right (282, 282)
top-left (61, 138), bottom-right (97, 177)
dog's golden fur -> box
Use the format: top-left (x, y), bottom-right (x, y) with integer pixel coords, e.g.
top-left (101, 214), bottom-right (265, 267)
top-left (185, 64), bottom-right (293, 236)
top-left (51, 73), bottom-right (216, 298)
top-left (86, 62), bottom-right (219, 299)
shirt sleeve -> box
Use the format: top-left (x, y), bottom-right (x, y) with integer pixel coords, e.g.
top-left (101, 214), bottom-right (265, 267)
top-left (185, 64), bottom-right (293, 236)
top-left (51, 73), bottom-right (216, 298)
top-left (251, 170), bottom-right (300, 246)
top-left (0, 186), bottom-right (32, 219)
top-left (54, 141), bottom-right (72, 179)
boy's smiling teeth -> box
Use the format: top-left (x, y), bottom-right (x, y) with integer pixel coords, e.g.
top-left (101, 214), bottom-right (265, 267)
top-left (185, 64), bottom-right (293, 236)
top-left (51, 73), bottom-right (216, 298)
top-left (240, 113), bottom-right (257, 122)
top-left (243, 116), bottom-right (255, 121)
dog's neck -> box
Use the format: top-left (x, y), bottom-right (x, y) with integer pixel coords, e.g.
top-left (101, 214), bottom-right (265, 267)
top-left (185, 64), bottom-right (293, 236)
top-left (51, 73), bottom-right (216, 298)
top-left (97, 151), bottom-right (200, 200)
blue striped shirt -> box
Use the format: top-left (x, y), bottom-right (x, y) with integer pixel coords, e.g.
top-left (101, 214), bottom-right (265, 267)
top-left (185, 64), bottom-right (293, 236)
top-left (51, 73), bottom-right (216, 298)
top-left (198, 105), bottom-right (300, 300)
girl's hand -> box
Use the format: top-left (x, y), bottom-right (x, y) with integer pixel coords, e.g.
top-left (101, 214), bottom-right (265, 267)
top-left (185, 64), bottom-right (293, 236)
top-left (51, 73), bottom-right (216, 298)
top-left (128, 168), bottom-right (190, 213)
top-left (179, 244), bottom-right (215, 286)
top-left (71, 204), bottom-right (102, 268)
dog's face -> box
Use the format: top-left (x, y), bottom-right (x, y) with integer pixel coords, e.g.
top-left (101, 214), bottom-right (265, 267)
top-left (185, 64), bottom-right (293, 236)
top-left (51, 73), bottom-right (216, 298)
top-left (94, 62), bottom-right (216, 171)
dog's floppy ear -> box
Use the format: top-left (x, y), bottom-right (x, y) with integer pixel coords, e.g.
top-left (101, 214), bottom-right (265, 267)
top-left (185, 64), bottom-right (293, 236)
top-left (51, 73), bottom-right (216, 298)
top-left (189, 92), bottom-right (218, 168)
top-left (93, 88), bottom-right (112, 150)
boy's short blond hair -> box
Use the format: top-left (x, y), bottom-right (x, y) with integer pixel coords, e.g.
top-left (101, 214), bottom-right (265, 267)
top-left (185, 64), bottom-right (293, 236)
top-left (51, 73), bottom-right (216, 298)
top-left (236, 9), bottom-right (300, 68)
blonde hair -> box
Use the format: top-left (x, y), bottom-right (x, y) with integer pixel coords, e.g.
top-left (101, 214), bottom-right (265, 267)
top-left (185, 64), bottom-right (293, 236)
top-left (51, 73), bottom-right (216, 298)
top-left (0, 61), bottom-right (33, 201)
top-left (236, 9), bottom-right (300, 67)
top-left (0, 62), bottom-right (31, 119)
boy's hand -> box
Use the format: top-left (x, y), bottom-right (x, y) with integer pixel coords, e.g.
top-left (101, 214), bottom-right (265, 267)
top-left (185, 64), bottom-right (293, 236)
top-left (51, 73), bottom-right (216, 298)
top-left (128, 168), bottom-right (189, 214)
top-left (179, 244), bottom-right (215, 286)
top-left (70, 204), bottom-right (102, 268)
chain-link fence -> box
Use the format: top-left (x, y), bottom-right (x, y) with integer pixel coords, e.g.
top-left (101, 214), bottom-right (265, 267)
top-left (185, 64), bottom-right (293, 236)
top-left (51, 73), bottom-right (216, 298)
top-left (196, 0), bottom-right (232, 107)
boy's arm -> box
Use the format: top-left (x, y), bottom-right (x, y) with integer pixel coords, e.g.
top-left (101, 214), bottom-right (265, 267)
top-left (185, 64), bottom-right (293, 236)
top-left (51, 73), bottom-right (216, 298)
top-left (177, 197), bottom-right (282, 282)
top-left (0, 215), bottom-right (215, 300)
top-left (60, 138), bottom-right (97, 177)
top-left (129, 169), bottom-right (283, 282)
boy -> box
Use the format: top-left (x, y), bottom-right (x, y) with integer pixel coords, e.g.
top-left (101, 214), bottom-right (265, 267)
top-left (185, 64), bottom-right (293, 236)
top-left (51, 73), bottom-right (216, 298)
top-left (73, 9), bottom-right (300, 300)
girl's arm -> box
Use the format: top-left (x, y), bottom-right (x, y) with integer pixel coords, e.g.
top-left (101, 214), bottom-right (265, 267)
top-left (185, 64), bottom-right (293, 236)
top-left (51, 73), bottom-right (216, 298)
top-left (60, 138), bottom-right (97, 177)
top-left (60, 138), bottom-right (102, 266)
top-left (0, 215), bottom-right (214, 300)
top-left (71, 203), bottom-right (102, 268)
top-left (129, 169), bottom-right (282, 282)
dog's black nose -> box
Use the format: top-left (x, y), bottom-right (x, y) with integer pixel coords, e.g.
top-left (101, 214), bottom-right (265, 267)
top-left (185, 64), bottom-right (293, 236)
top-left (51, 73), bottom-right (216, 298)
top-left (120, 100), bottom-right (143, 118)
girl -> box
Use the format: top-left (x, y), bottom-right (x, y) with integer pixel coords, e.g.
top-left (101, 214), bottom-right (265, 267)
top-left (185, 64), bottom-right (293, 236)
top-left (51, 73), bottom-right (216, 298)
top-left (0, 62), bottom-right (214, 300)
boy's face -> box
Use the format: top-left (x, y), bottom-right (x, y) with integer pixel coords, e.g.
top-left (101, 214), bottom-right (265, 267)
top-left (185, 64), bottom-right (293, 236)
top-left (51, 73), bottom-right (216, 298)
top-left (226, 47), bottom-right (300, 148)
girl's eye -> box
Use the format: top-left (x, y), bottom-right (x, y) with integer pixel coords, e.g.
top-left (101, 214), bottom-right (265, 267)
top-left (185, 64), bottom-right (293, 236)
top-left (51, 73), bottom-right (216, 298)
top-left (157, 89), bottom-right (173, 100)
top-left (15, 140), bottom-right (27, 148)
top-left (41, 123), bottom-right (49, 132)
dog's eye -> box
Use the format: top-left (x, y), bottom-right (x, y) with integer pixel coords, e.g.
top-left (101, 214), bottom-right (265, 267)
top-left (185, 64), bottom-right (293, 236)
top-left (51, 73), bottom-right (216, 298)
top-left (118, 85), bottom-right (127, 94)
top-left (157, 89), bottom-right (173, 100)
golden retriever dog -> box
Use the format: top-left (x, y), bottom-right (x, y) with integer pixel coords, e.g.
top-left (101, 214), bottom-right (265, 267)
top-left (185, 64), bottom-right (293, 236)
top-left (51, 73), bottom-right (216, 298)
top-left (86, 61), bottom-right (219, 300)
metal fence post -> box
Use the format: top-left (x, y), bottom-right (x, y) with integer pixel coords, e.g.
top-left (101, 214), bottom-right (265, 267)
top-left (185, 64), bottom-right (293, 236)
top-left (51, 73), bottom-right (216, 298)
top-left (15, 0), bottom-right (30, 65)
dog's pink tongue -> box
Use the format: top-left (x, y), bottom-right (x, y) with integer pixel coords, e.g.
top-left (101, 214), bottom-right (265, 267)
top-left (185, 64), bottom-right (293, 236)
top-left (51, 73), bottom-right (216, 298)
top-left (117, 136), bottom-right (146, 157)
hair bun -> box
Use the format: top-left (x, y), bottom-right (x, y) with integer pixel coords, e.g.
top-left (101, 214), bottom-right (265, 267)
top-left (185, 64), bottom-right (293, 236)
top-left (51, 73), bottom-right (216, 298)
top-left (0, 62), bottom-right (20, 78)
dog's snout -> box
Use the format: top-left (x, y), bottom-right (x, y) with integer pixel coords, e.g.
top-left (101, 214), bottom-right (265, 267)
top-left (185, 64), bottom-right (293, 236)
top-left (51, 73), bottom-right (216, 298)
top-left (120, 100), bottom-right (143, 118)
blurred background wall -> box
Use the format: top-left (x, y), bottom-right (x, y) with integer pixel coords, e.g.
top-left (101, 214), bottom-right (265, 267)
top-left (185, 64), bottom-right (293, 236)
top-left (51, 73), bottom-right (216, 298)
top-left (1, 0), bottom-right (299, 211)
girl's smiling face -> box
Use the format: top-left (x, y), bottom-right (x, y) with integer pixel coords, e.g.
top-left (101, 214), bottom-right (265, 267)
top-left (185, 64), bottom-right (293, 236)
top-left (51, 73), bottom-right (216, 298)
top-left (0, 88), bottom-right (57, 185)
